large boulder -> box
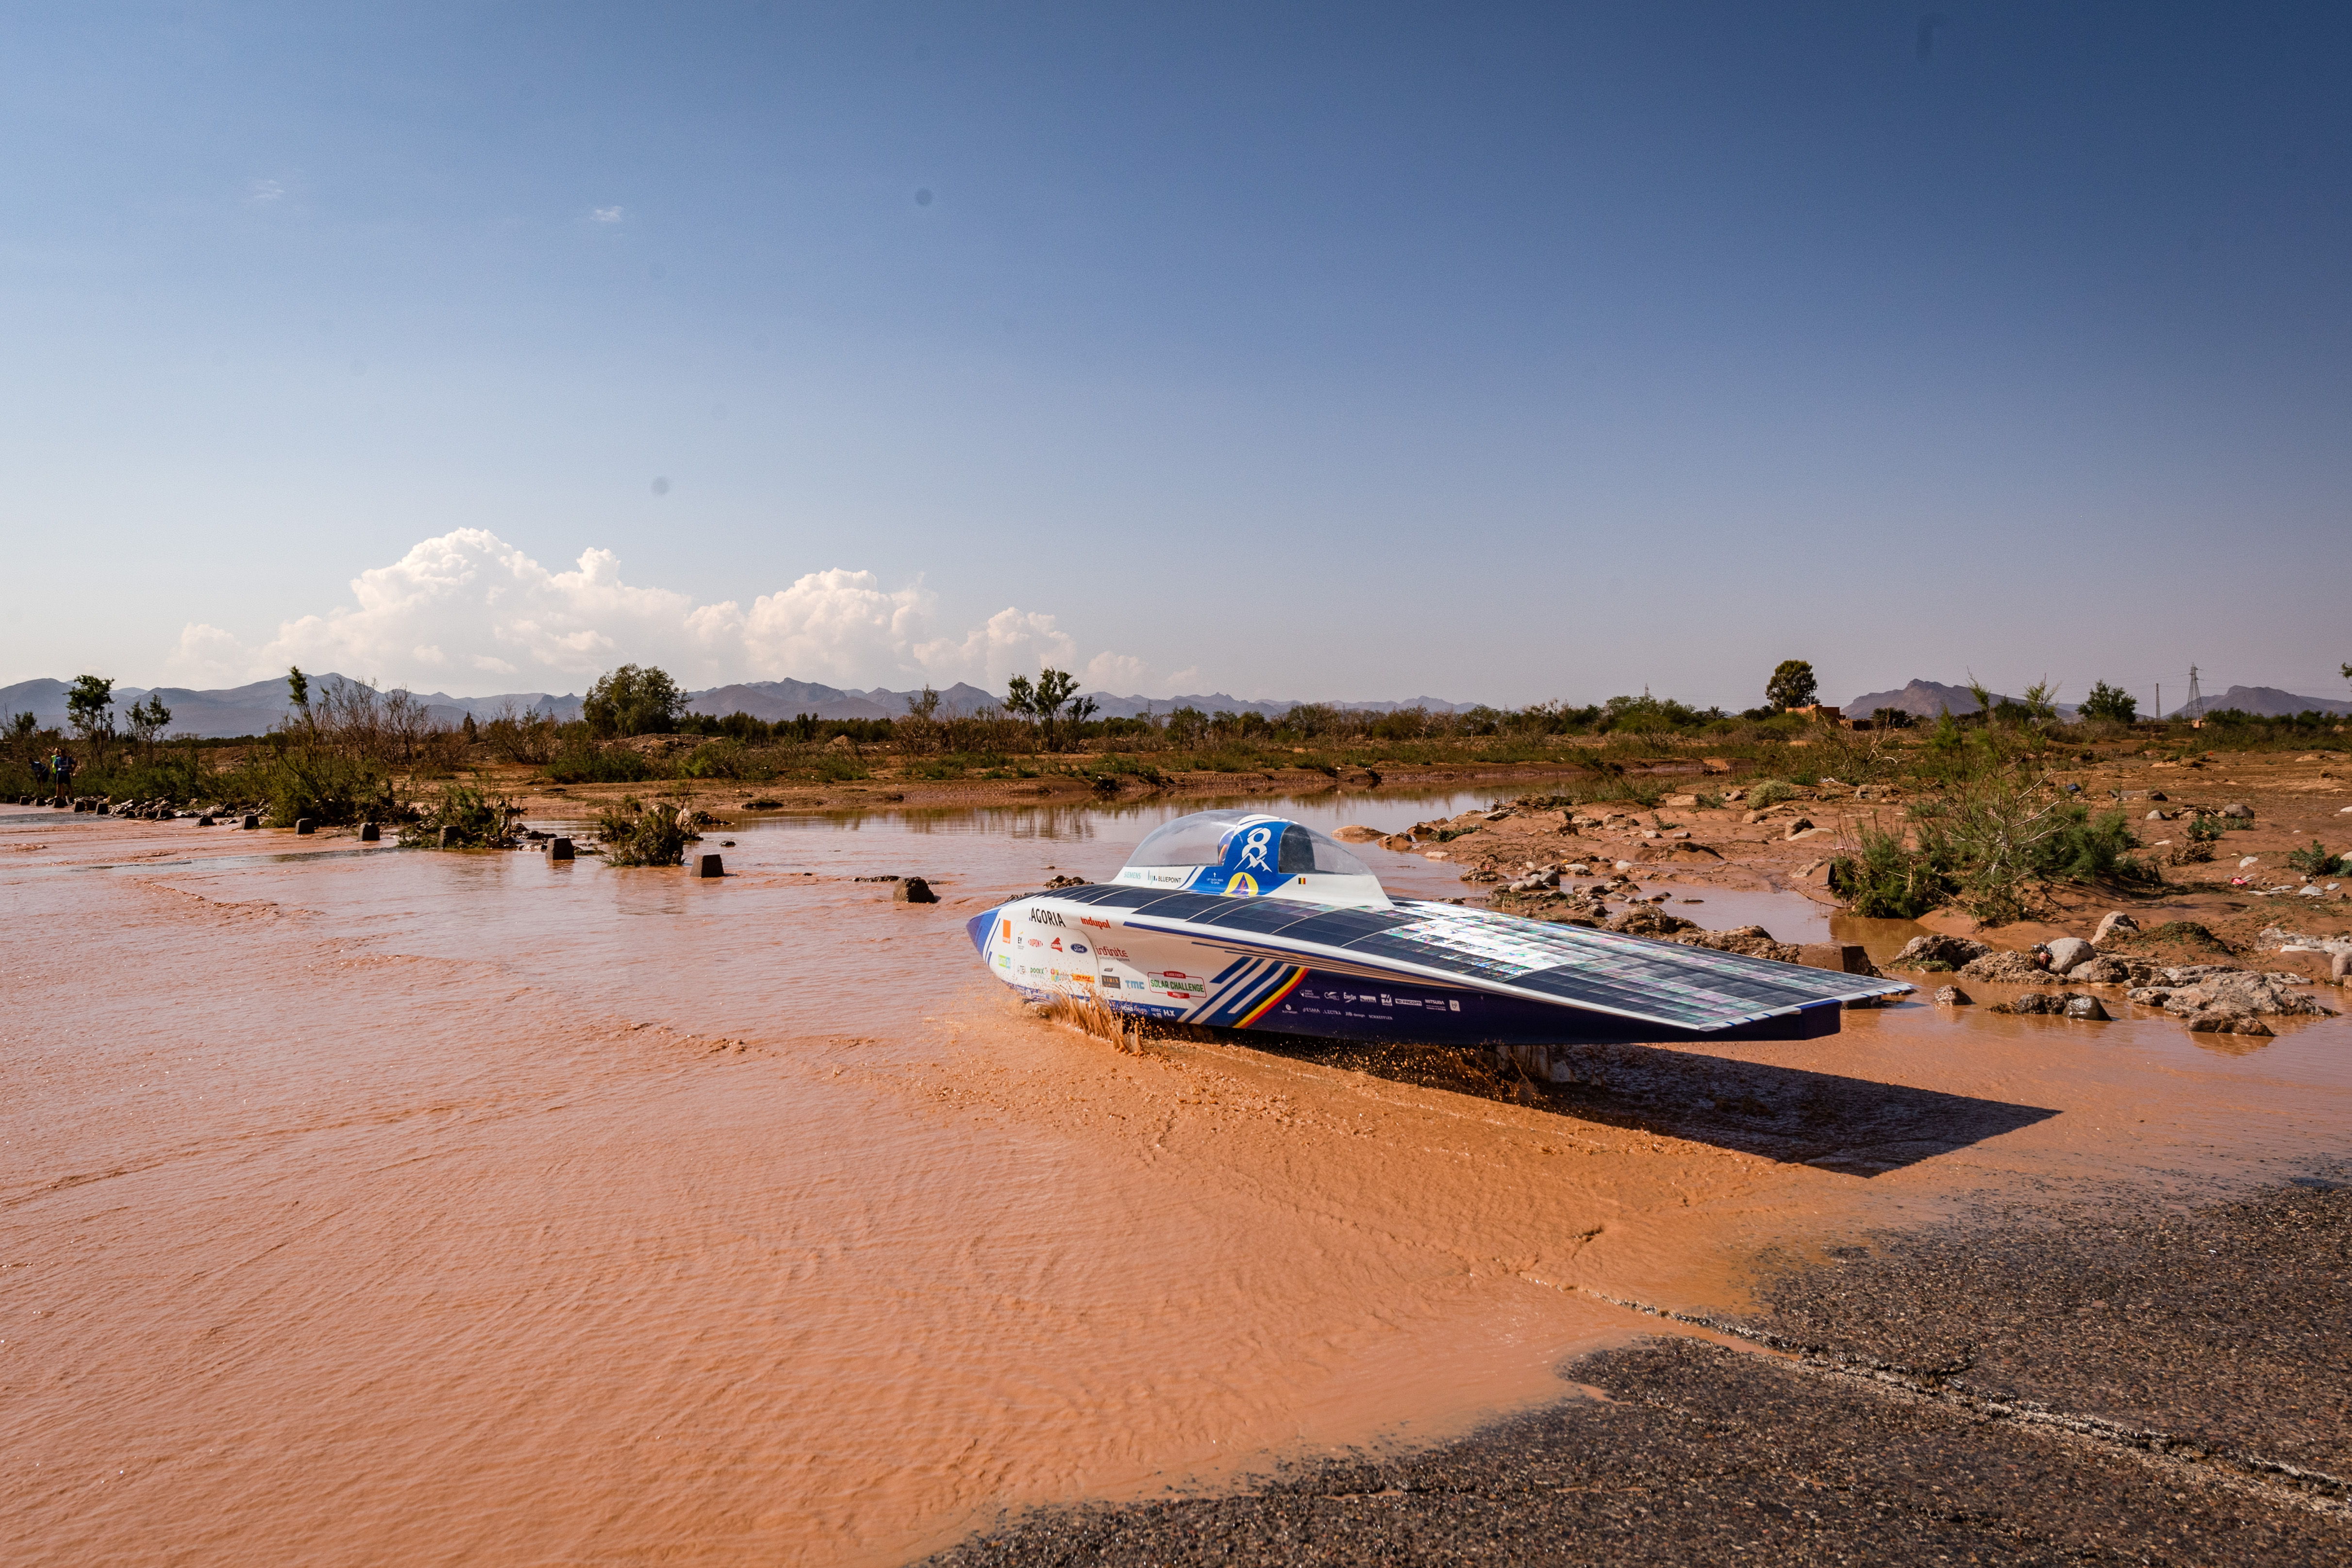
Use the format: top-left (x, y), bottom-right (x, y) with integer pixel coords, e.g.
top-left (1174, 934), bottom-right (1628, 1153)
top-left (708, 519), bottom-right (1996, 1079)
top-left (1993, 991), bottom-right (2108, 1020)
top-left (2092, 912), bottom-right (2142, 946)
top-left (2042, 936), bottom-right (2097, 974)
top-left (1606, 906), bottom-right (1697, 937)
top-left (1959, 949), bottom-right (2049, 984)
top-left (2067, 955), bottom-right (2144, 986)
top-left (2185, 1010), bottom-right (2273, 1036)
top-left (1672, 925), bottom-right (1802, 964)
top-left (2131, 969), bottom-right (2336, 1022)
top-left (1890, 933), bottom-right (1992, 971)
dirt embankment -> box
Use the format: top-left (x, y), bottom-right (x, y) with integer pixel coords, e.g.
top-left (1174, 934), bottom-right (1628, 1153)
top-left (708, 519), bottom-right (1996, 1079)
top-left (1351, 747), bottom-right (2351, 979)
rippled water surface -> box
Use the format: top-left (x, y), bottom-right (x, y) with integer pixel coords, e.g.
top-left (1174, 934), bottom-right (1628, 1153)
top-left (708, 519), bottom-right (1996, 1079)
top-left (5, 794), bottom-right (2348, 1565)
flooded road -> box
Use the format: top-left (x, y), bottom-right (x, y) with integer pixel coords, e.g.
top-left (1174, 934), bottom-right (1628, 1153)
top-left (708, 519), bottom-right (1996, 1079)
top-left (5, 793), bottom-right (2349, 1565)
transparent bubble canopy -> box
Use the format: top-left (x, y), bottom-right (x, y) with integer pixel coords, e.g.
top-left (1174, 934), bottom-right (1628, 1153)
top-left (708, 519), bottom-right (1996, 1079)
top-left (1124, 810), bottom-right (1372, 876)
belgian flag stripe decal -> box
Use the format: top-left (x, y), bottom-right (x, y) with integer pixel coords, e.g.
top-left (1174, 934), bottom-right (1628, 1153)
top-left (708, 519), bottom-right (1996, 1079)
top-left (1236, 967), bottom-right (1308, 1028)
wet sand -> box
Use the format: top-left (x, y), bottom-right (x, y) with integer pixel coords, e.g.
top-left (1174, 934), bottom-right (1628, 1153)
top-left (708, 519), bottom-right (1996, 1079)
top-left (5, 795), bottom-right (2349, 1564)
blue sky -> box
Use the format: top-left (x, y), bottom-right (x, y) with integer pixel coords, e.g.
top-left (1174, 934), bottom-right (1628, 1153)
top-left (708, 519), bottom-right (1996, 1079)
top-left (4, 2), bottom-right (2347, 710)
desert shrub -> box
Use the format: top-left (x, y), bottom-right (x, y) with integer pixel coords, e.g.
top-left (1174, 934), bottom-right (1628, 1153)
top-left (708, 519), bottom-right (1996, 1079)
top-left (597, 797), bottom-right (698, 867)
top-left (1829, 820), bottom-right (1955, 919)
top-left (400, 785), bottom-right (517, 848)
top-left (2285, 841), bottom-right (2346, 876)
top-left (2030, 804), bottom-right (2158, 888)
top-left (679, 739), bottom-right (775, 781)
top-left (794, 751), bottom-right (869, 783)
top-left (1915, 790), bottom-right (2157, 924)
top-left (1747, 778), bottom-right (1800, 808)
top-left (1085, 755), bottom-right (1168, 790)
top-left (544, 739), bottom-right (656, 784)
top-left (74, 744), bottom-right (214, 804)
top-left (218, 746), bottom-right (398, 826)
top-left (481, 703), bottom-right (561, 764)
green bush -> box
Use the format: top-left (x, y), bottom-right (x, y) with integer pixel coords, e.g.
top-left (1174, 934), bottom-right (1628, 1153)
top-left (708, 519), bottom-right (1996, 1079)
top-left (798, 751), bottom-right (870, 783)
top-left (544, 740), bottom-right (656, 784)
top-left (400, 785), bottom-right (517, 848)
top-left (2031, 804), bottom-right (2159, 888)
top-left (2285, 841), bottom-right (2346, 876)
top-left (1747, 778), bottom-right (1799, 808)
top-left (679, 739), bottom-right (776, 781)
top-left (1829, 820), bottom-right (1955, 919)
top-left (596, 797), bottom-right (699, 867)
top-left (218, 746), bottom-right (398, 826)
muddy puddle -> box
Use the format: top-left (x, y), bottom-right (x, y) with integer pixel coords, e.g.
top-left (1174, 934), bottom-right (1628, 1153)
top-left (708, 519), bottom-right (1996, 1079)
top-left (4, 793), bottom-right (2348, 1566)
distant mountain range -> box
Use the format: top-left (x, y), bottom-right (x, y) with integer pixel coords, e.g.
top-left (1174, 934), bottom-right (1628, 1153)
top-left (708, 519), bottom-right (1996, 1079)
top-left (1849, 677), bottom-right (2352, 722)
top-left (0, 673), bottom-right (1465, 738)
top-left (1843, 679), bottom-right (2074, 719)
top-left (0, 675), bottom-right (582, 739)
top-left (2163, 684), bottom-right (2352, 719)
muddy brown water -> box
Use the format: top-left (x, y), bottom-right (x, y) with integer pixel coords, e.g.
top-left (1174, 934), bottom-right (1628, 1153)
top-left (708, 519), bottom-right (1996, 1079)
top-left (5, 792), bottom-right (2349, 1565)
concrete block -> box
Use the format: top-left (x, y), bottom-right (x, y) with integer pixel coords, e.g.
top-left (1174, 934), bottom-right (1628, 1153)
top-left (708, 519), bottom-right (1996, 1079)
top-left (358, 823), bottom-right (380, 842)
top-left (694, 852), bottom-right (724, 878)
top-left (548, 837), bottom-right (574, 861)
top-left (1797, 942), bottom-right (1872, 975)
top-left (439, 826), bottom-right (459, 848)
top-left (295, 818), bottom-right (316, 835)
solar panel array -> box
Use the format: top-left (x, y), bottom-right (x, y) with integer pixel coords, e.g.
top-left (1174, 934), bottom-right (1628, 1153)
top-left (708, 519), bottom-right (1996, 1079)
top-left (1031, 883), bottom-right (1904, 1031)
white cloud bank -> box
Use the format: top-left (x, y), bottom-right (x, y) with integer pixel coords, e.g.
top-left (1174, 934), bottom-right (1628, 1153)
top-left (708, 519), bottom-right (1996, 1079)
top-left (170, 528), bottom-right (1152, 696)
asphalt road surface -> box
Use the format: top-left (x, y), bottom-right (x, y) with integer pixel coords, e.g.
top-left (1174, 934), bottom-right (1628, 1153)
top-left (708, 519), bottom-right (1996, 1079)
top-left (927, 1174), bottom-right (2352, 1566)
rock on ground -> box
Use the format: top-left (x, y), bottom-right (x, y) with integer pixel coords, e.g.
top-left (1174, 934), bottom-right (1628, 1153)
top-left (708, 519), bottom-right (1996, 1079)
top-left (1958, 949), bottom-right (2048, 984)
top-left (2092, 911), bottom-right (2142, 945)
top-left (1889, 933), bottom-right (1991, 971)
top-left (2042, 936), bottom-right (2096, 973)
top-left (1671, 925), bottom-right (1801, 964)
top-left (1991, 990), bottom-right (2107, 1019)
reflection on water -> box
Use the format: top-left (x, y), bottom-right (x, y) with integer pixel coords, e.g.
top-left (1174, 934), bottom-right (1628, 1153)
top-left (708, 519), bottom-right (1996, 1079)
top-left (5, 792), bottom-right (2350, 1568)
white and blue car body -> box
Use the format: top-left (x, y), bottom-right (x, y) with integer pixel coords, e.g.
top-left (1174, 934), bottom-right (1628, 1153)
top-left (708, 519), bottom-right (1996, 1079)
top-left (967, 809), bottom-right (1909, 1046)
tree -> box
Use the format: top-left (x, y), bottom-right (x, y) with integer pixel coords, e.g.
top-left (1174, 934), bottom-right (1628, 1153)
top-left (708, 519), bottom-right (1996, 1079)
top-left (66, 675), bottom-right (116, 743)
top-left (2020, 677), bottom-right (2060, 723)
top-left (287, 666), bottom-right (310, 711)
top-left (1002, 668), bottom-right (1089, 750)
top-left (125, 692), bottom-right (173, 752)
top-left (1764, 659), bottom-right (1818, 712)
top-left (2080, 681), bottom-right (2137, 724)
top-left (583, 665), bottom-right (687, 737)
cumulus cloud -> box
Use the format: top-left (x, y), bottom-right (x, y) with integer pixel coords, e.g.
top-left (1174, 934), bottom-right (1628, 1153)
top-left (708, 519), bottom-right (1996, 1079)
top-left (169, 528), bottom-right (1151, 697)
top-left (590, 205), bottom-right (623, 223)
